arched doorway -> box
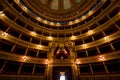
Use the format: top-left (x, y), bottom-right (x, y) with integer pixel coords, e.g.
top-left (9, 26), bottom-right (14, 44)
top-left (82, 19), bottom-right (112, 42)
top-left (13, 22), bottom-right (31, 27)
top-left (52, 66), bottom-right (72, 80)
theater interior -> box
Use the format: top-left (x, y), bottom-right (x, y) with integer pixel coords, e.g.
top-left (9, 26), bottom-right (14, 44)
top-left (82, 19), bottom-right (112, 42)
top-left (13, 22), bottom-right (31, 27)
top-left (0, 0), bottom-right (120, 80)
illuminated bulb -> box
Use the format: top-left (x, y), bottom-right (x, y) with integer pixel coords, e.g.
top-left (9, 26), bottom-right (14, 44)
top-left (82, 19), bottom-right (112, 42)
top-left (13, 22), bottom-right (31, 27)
top-left (76, 59), bottom-right (81, 64)
top-left (0, 11), bottom-right (3, 14)
top-left (104, 36), bottom-right (109, 42)
top-left (22, 56), bottom-right (28, 61)
top-left (64, 51), bottom-right (67, 54)
top-left (36, 17), bottom-right (41, 21)
top-left (57, 51), bottom-right (59, 54)
top-left (82, 44), bottom-right (87, 49)
top-left (50, 22), bottom-right (54, 25)
top-left (88, 30), bottom-right (94, 35)
top-left (104, 36), bottom-right (109, 40)
top-left (49, 35), bottom-right (52, 38)
top-left (48, 36), bottom-right (53, 40)
top-left (56, 23), bottom-right (60, 26)
top-left (82, 16), bottom-right (86, 20)
top-left (23, 6), bottom-right (28, 12)
top-left (69, 21), bottom-right (73, 25)
top-left (31, 31), bottom-right (36, 36)
top-left (43, 20), bottom-right (48, 24)
top-left (1, 32), bottom-right (8, 37)
top-left (57, 50), bottom-right (60, 54)
top-left (88, 11), bottom-right (93, 15)
top-left (0, 11), bottom-right (5, 16)
top-left (71, 35), bottom-right (76, 40)
top-left (45, 59), bottom-right (49, 64)
top-left (38, 45), bottom-right (42, 48)
top-left (99, 55), bottom-right (105, 61)
top-left (75, 19), bottom-right (79, 23)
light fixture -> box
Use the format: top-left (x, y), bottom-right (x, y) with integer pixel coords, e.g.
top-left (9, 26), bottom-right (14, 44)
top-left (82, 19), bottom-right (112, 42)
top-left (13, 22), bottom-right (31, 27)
top-left (71, 35), bottom-right (76, 40)
top-left (48, 35), bottom-right (53, 40)
top-left (22, 6), bottom-right (28, 12)
top-left (45, 59), bottom-right (49, 64)
top-left (0, 11), bottom-right (5, 17)
top-left (43, 20), bottom-right (48, 24)
top-left (21, 56), bottom-right (29, 62)
top-left (64, 50), bottom-right (67, 54)
top-left (68, 21), bottom-right (73, 25)
top-left (99, 55), bottom-right (105, 61)
top-left (38, 45), bottom-right (42, 48)
top-left (36, 17), bottom-right (42, 21)
top-left (75, 59), bottom-right (81, 64)
top-left (1, 32), bottom-right (8, 37)
top-left (87, 30), bottom-right (94, 35)
top-left (104, 36), bottom-right (110, 42)
top-left (56, 49), bottom-right (60, 54)
top-left (82, 44), bottom-right (87, 49)
top-left (75, 19), bottom-right (79, 23)
top-left (50, 22), bottom-right (54, 25)
top-left (88, 11), bottom-right (93, 15)
top-left (82, 16), bottom-right (86, 20)
top-left (0, 11), bottom-right (3, 14)
top-left (31, 31), bottom-right (36, 36)
top-left (56, 23), bottom-right (60, 26)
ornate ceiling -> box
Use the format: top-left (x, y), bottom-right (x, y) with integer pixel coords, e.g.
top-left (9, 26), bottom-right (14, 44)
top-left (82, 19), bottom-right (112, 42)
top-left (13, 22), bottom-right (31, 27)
top-left (20, 0), bottom-right (101, 24)
top-left (39, 0), bottom-right (81, 10)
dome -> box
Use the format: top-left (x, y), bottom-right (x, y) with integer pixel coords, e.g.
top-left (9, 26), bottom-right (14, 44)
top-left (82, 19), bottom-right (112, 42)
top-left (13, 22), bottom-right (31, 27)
top-left (19, 0), bottom-right (101, 24)
top-left (39, 0), bottom-right (81, 10)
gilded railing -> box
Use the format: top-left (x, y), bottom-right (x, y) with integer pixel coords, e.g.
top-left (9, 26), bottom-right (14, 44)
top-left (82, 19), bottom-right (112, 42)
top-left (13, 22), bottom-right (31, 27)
top-left (0, 50), bottom-right (120, 64)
